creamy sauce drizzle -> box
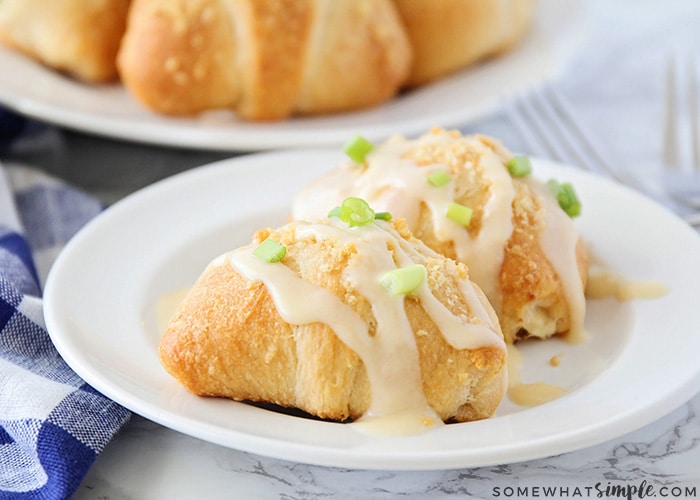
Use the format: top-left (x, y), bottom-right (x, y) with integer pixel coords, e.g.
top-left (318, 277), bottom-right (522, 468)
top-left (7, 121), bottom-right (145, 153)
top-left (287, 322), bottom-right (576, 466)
top-left (226, 219), bottom-right (504, 434)
top-left (506, 345), bottom-right (567, 407)
top-left (292, 134), bottom-right (515, 305)
top-left (292, 131), bottom-right (586, 340)
top-left (525, 179), bottom-right (588, 343)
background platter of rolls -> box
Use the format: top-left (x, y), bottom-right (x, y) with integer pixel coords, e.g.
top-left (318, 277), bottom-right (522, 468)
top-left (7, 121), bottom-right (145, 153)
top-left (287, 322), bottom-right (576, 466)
top-left (0, 0), bottom-right (537, 121)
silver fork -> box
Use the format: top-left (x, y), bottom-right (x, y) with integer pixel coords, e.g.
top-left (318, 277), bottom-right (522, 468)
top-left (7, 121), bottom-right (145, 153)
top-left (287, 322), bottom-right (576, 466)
top-left (503, 85), bottom-right (625, 182)
top-left (662, 54), bottom-right (700, 208)
top-left (503, 84), bottom-right (700, 227)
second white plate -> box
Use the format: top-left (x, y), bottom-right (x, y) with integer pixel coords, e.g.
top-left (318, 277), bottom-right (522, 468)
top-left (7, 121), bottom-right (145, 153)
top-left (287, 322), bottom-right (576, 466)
top-left (0, 0), bottom-right (585, 151)
top-left (43, 149), bottom-right (700, 470)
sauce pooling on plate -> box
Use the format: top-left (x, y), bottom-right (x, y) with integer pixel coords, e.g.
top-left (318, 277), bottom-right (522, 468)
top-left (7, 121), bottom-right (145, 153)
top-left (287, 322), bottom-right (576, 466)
top-left (586, 269), bottom-right (668, 301)
top-left (223, 218), bottom-right (506, 434)
top-left (506, 345), bottom-right (567, 406)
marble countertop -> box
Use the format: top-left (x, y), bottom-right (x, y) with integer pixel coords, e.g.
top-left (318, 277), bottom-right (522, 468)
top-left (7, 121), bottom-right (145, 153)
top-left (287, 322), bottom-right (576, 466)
top-left (3, 1), bottom-right (700, 498)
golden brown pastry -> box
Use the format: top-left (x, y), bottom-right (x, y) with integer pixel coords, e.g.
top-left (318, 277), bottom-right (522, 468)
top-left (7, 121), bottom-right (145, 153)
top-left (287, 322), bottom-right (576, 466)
top-left (293, 128), bottom-right (588, 344)
top-left (0, 0), bottom-right (537, 120)
top-left (393, 0), bottom-right (538, 86)
top-left (117, 0), bottom-right (412, 121)
top-left (0, 0), bottom-right (131, 82)
top-left (160, 216), bottom-right (506, 431)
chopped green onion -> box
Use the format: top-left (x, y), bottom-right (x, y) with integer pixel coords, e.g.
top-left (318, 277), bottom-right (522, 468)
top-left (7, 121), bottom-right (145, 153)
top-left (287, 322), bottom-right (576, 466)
top-left (507, 156), bottom-right (532, 177)
top-left (328, 198), bottom-right (392, 226)
top-left (253, 238), bottom-right (287, 263)
top-left (380, 264), bottom-right (426, 297)
top-left (560, 183), bottom-right (582, 217)
top-left (374, 211), bottom-right (393, 221)
top-left (338, 197), bottom-right (375, 227)
top-left (446, 202), bottom-right (473, 227)
top-left (343, 134), bottom-right (374, 163)
top-left (427, 170), bottom-right (452, 187)
top-left (547, 179), bottom-right (582, 217)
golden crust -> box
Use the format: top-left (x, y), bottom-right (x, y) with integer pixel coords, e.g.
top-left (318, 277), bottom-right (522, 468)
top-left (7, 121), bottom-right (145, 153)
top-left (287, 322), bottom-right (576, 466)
top-left (400, 129), bottom-right (588, 343)
top-left (117, 0), bottom-right (243, 115)
top-left (0, 0), bottom-right (131, 82)
top-left (393, 0), bottom-right (538, 86)
top-left (499, 182), bottom-right (589, 342)
top-left (118, 0), bottom-right (412, 120)
top-left (160, 219), bottom-right (506, 423)
top-left (234, 0), bottom-right (314, 120)
top-left (294, 0), bottom-right (412, 115)
top-left (0, 0), bottom-right (536, 119)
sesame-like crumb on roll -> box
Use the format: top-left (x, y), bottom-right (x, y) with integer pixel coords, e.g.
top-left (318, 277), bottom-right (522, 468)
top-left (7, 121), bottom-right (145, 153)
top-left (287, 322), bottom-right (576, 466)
top-left (293, 128), bottom-right (589, 344)
top-left (159, 215), bottom-right (506, 432)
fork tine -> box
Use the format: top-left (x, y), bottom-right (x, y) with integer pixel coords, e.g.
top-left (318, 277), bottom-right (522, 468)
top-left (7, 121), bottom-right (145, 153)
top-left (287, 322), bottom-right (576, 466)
top-left (504, 86), bottom-right (624, 182)
top-left (505, 76), bottom-right (700, 227)
top-left (502, 90), bottom-right (557, 159)
top-left (688, 55), bottom-right (700, 169)
top-left (541, 87), bottom-right (630, 185)
top-left (522, 87), bottom-right (589, 168)
top-left (510, 84), bottom-right (676, 200)
top-left (665, 54), bottom-right (700, 172)
top-left (663, 55), bottom-right (681, 168)
top-left (505, 87), bottom-right (594, 168)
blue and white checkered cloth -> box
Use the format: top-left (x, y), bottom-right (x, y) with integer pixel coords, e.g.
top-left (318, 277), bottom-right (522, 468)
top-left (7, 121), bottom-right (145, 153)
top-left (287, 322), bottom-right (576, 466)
top-left (0, 153), bottom-right (131, 499)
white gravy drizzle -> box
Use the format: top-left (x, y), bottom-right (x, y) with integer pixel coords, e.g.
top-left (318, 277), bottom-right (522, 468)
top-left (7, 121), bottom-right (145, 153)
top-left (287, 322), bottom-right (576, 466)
top-left (226, 219), bottom-right (504, 434)
top-left (293, 134), bottom-right (515, 307)
top-left (525, 179), bottom-right (587, 343)
top-left (292, 131), bottom-right (586, 340)
top-left (452, 147), bottom-right (515, 306)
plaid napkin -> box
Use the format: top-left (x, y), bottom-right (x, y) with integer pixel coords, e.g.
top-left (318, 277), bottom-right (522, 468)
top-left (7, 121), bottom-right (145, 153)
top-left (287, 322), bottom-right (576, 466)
top-left (0, 133), bottom-right (131, 499)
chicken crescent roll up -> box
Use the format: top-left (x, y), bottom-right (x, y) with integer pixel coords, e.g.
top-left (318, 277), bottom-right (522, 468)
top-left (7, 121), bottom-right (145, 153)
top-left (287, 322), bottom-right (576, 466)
top-left (160, 216), bottom-right (506, 432)
top-left (293, 128), bottom-right (589, 344)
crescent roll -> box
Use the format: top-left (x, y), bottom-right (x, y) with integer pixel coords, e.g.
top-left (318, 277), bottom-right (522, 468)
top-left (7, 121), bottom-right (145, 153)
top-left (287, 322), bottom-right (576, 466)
top-left (159, 217), bottom-right (506, 430)
top-left (0, 0), bottom-right (131, 82)
top-left (393, 0), bottom-right (538, 86)
top-left (117, 0), bottom-right (412, 120)
top-left (293, 128), bottom-right (589, 344)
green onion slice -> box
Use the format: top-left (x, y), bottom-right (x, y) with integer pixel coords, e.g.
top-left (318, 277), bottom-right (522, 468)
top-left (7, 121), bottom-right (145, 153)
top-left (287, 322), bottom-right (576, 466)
top-left (328, 198), bottom-right (392, 226)
top-left (338, 197), bottom-right (375, 227)
top-left (446, 202), bottom-right (473, 227)
top-left (507, 156), bottom-right (532, 177)
top-left (374, 211), bottom-right (393, 221)
top-left (253, 238), bottom-right (287, 263)
top-left (427, 170), bottom-right (452, 187)
top-left (547, 179), bottom-right (582, 217)
top-left (343, 134), bottom-right (374, 163)
top-left (380, 264), bottom-right (426, 297)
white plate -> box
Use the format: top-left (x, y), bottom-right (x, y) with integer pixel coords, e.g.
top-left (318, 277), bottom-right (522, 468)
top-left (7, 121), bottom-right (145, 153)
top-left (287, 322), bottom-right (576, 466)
top-left (0, 0), bottom-right (585, 151)
top-left (44, 150), bottom-right (700, 470)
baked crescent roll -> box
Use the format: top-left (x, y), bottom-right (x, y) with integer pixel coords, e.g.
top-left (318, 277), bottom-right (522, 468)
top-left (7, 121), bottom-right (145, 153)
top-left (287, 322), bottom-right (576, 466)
top-left (117, 0), bottom-right (412, 121)
top-left (393, 0), bottom-right (538, 86)
top-left (0, 0), bottom-right (536, 121)
top-left (293, 128), bottom-right (589, 344)
top-left (160, 216), bottom-right (506, 430)
top-left (0, 0), bottom-right (131, 82)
